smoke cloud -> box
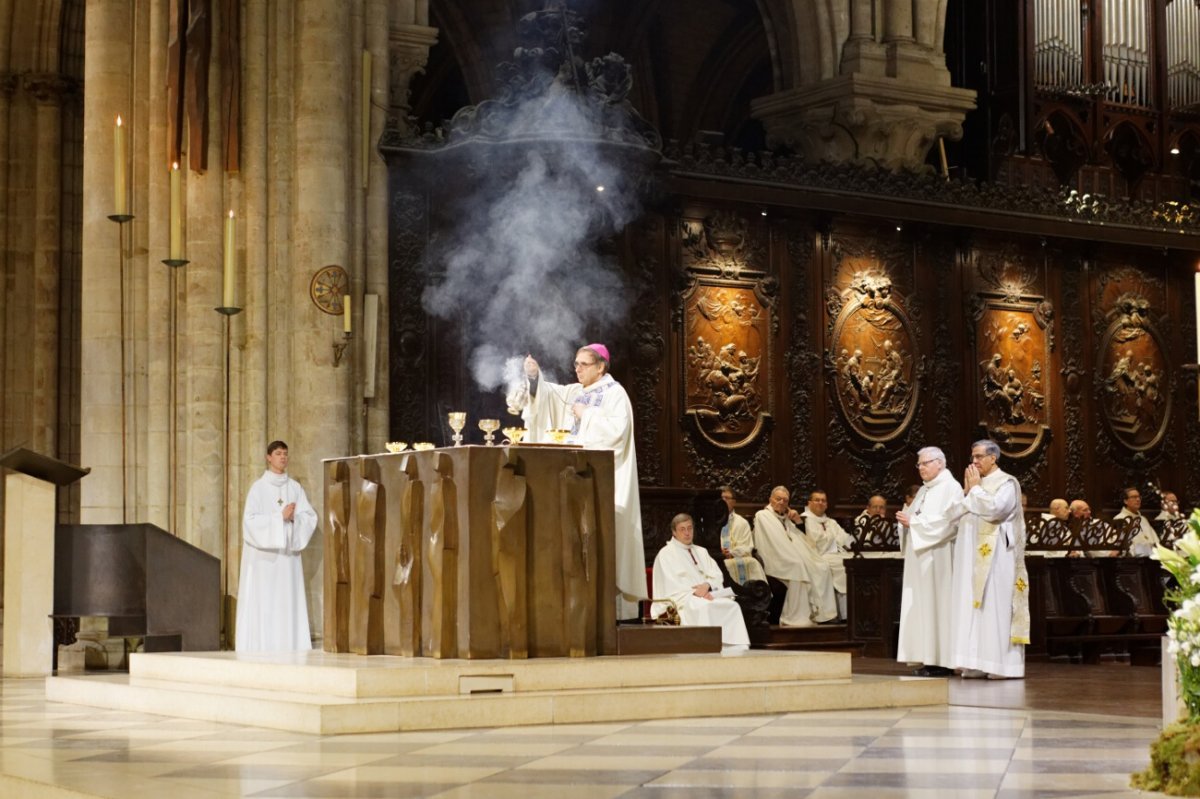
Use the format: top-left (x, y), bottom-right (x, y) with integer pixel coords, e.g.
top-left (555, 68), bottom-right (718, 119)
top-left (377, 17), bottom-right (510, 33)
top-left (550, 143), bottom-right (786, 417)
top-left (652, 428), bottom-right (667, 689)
top-left (421, 85), bottom-right (645, 392)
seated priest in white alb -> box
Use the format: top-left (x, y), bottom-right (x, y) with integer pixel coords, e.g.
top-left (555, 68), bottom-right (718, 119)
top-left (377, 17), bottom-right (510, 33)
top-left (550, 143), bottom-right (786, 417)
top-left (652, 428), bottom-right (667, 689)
top-left (1157, 491), bottom-right (1182, 522)
top-left (800, 489), bottom-right (853, 620)
top-left (1114, 486), bottom-right (1161, 557)
top-left (651, 513), bottom-right (750, 652)
top-left (855, 495), bottom-right (887, 524)
top-left (753, 486), bottom-right (838, 627)
top-left (718, 485), bottom-right (766, 585)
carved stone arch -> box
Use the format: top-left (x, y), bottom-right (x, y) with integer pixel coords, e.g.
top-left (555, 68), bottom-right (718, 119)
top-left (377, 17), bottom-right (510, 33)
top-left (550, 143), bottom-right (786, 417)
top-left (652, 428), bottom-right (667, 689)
top-left (426, 1), bottom-right (505, 108)
top-left (6, 0), bottom-right (67, 72)
top-left (679, 13), bottom-right (773, 139)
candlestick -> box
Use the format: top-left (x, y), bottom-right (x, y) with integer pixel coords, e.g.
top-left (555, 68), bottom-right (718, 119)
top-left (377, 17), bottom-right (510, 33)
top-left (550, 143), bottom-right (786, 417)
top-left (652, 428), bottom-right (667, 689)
top-left (114, 115), bottom-right (127, 216)
top-left (223, 210), bottom-right (235, 308)
top-left (169, 163), bottom-right (182, 260)
top-left (343, 293), bottom-right (352, 333)
top-left (1194, 272), bottom-right (1199, 364)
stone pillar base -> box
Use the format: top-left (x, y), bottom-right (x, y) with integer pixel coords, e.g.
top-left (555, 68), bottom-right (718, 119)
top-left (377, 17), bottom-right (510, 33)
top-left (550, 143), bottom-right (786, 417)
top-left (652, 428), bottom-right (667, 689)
top-left (752, 74), bottom-right (976, 172)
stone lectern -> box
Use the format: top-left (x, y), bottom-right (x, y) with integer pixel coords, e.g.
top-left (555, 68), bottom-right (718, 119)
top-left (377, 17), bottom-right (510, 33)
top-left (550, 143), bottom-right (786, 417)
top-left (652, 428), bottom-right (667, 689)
top-left (0, 447), bottom-right (89, 677)
top-left (323, 446), bottom-right (617, 659)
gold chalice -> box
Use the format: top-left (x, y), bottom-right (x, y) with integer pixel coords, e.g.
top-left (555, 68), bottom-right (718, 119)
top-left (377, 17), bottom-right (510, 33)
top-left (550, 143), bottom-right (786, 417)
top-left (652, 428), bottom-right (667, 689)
top-left (501, 427), bottom-right (526, 445)
top-left (448, 411), bottom-right (467, 447)
top-left (385, 441), bottom-right (407, 453)
top-left (545, 428), bottom-right (572, 444)
top-left (478, 418), bottom-right (501, 446)
top-left (413, 442), bottom-right (435, 451)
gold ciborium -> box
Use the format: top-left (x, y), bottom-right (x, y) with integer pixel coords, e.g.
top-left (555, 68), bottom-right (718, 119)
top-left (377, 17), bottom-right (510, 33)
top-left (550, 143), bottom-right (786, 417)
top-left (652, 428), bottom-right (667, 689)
top-left (412, 442), bottom-right (435, 451)
top-left (501, 427), bottom-right (526, 445)
top-left (478, 418), bottom-right (501, 446)
top-left (545, 428), bottom-right (572, 444)
top-left (448, 411), bottom-right (467, 447)
top-left (385, 441), bottom-right (407, 453)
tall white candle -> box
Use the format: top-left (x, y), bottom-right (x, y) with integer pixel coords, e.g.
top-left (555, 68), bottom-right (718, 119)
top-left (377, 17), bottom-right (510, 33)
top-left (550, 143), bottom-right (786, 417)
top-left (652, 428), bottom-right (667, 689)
top-left (114, 116), bottom-right (127, 215)
top-left (223, 211), bottom-right (236, 307)
top-left (343, 293), bottom-right (352, 333)
top-left (1194, 271), bottom-right (1200, 363)
top-left (169, 163), bottom-right (182, 259)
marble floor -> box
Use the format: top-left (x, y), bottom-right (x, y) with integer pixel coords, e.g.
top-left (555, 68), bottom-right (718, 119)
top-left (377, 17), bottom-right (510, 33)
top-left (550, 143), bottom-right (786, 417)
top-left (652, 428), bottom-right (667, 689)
top-left (0, 659), bottom-right (1166, 798)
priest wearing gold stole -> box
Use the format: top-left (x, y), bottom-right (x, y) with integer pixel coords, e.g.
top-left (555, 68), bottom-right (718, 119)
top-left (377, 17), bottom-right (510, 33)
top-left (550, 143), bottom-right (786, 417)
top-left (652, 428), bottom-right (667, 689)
top-left (511, 344), bottom-right (648, 619)
top-left (651, 513), bottom-right (749, 652)
top-left (718, 486), bottom-right (766, 585)
top-left (950, 439), bottom-right (1028, 679)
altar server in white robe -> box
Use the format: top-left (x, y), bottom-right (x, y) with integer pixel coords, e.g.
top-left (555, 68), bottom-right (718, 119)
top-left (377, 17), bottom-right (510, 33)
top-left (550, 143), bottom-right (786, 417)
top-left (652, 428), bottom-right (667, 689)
top-left (799, 490), bottom-right (853, 619)
top-left (1114, 486), bottom-right (1161, 557)
top-left (651, 513), bottom-right (750, 652)
top-left (719, 486), bottom-right (766, 584)
top-left (951, 439), bottom-right (1028, 679)
top-left (895, 446), bottom-right (963, 676)
top-left (753, 486), bottom-right (838, 626)
top-left (515, 344), bottom-right (648, 619)
top-left (236, 441), bottom-right (318, 653)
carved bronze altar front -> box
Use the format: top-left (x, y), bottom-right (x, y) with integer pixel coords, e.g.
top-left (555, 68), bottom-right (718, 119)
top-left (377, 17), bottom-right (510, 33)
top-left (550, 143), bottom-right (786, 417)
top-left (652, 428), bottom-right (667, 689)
top-left (323, 446), bottom-right (618, 659)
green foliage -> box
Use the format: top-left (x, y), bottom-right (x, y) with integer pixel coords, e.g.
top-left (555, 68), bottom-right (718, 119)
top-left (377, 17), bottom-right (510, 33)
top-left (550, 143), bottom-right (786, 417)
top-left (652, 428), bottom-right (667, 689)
top-left (1133, 723), bottom-right (1200, 795)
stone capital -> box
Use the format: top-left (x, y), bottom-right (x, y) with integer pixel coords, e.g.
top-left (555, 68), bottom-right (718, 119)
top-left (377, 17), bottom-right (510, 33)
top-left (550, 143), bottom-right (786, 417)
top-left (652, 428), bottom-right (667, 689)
top-left (752, 74), bottom-right (976, 172)
top-left (387, 23), bottom-right (439, 132)
top-left (21, 73), bottom-right (77, 105)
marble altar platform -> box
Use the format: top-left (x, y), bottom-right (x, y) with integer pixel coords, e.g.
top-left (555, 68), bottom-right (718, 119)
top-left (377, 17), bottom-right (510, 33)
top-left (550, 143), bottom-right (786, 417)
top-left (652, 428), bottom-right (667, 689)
top-left (44, 649), bottom-right (946, 736)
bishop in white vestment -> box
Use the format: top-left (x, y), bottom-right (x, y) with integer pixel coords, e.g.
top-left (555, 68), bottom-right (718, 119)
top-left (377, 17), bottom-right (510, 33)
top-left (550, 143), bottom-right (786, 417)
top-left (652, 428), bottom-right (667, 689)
top-left (950, 440), bottom-right (1028, 679)
top-left (753, 487), bottom-right (838, 626)
top-left (236, 441), bottom-right (318, 653)
top-left (515, 345), bottom-right (648, 618)
top-left (895, 446), bottom-right (962, 674)
top-left (651, 514), bottom-right (749, 652)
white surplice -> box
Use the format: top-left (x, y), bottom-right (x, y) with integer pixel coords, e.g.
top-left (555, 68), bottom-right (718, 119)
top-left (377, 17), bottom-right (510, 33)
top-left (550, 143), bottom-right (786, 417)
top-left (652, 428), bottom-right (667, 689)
top-left (1114, 508), bottom-right (1161, 557)
top-left (800, 509), bottom-right (853, 594)
top-left (752, 508), bottom-right (838, 625)
top-left (521, 372), bottom-right (648, 617)
top-left (897, 467), bottom-right (963, 668)
top-left (722, 511), bottom-right (766, 584)
top-left (950, 467), bottom-right (1026, 678)
top-left (651, 537), bottom-right (749, 651)
top-left (235, 470), bottom-right (318, 653)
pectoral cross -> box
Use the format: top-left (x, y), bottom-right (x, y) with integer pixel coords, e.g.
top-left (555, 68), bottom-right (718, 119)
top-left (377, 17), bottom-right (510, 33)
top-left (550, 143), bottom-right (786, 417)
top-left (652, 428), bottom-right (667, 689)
top-left (277, 497), bottom-right (283, 506)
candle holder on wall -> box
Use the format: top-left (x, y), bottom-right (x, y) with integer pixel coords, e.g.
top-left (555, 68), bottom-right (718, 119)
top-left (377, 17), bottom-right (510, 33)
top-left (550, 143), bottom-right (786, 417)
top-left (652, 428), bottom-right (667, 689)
top-left (333, 331), bottom-right (352, 368)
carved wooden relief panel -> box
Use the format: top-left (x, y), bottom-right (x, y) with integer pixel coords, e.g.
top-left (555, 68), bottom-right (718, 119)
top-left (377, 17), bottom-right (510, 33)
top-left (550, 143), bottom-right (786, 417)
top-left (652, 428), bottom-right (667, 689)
top-left (969, 245), bottom-right (1053, 459)
top-left (1094, 270), bottom-right (1171, 453)
top-left (825, 241), bottom-right (919, 445)
top-left (679, 211), bottom-right (774, 450)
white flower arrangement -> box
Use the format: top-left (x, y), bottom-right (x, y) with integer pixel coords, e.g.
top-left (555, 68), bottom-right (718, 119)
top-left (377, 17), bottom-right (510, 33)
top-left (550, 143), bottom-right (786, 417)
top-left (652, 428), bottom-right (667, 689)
top-left (1154, 512), bottom-right (1200, 717)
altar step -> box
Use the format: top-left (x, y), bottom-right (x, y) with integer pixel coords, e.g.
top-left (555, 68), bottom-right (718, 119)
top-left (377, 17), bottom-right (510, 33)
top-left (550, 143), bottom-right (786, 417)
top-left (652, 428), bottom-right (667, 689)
top-left (750, 623), bottom-right (866, 654)
top-left (44, 649), bottom-right (946, 736)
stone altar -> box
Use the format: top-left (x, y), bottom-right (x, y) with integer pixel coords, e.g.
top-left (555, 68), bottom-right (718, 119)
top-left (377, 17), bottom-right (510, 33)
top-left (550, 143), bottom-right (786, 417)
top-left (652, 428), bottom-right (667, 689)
top-left (323, 445), bottom-right (617, 659)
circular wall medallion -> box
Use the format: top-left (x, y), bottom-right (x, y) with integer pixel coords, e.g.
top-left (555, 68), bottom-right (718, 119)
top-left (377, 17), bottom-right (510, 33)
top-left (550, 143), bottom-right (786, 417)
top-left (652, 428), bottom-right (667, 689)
top-left (310, 265), bottom-right (349, 315)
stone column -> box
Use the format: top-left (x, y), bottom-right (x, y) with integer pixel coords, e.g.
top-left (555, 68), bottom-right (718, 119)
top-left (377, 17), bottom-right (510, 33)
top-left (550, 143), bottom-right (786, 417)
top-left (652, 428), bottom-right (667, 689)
top-left (753, 0), bottom-right (975, 172)
top-left (293, 0), bottom-right (354, 636)
top-left (28, 76), bottom-right (68, 457)
top-left (81, 0), bottom-right (133, 523)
